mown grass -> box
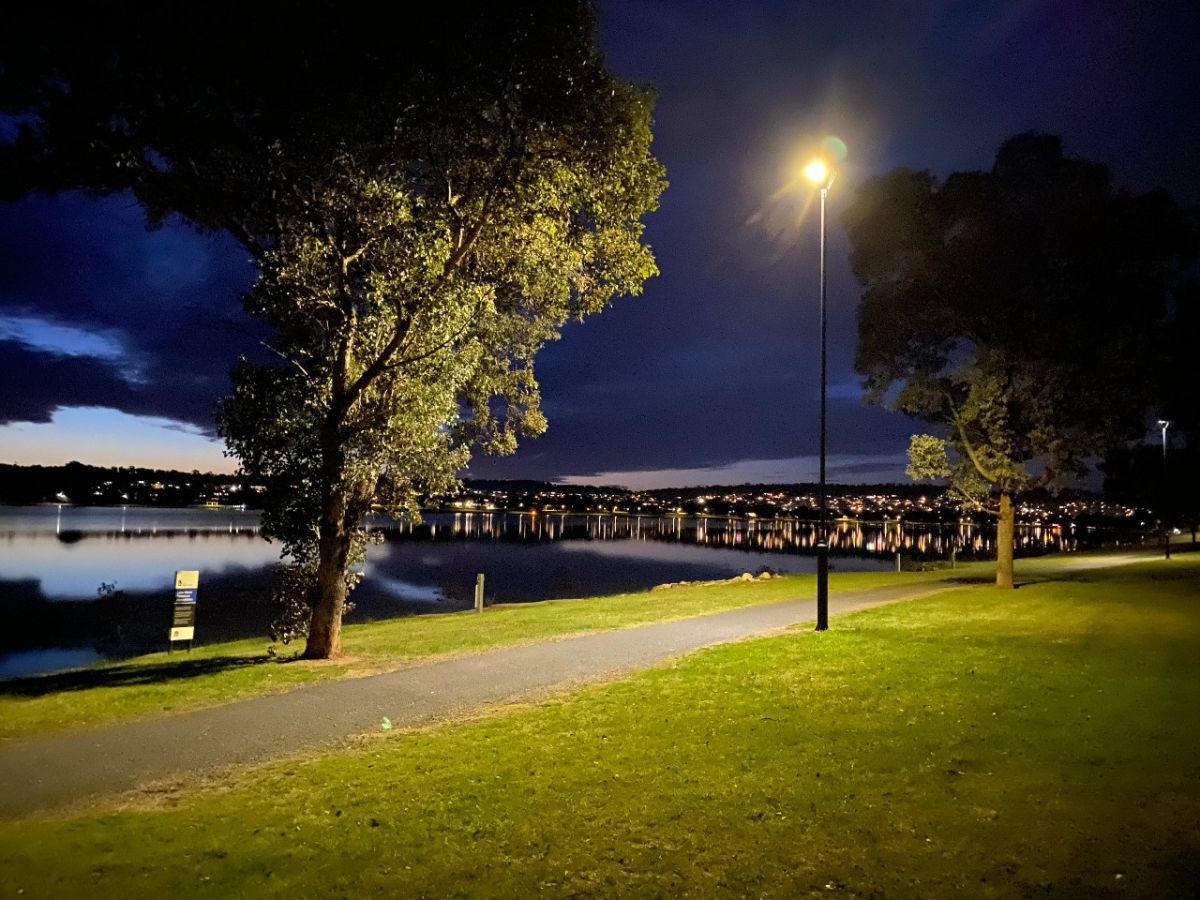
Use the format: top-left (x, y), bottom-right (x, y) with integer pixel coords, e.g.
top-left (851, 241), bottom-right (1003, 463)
top-left (2, 556), bottom-right (1197, 897)
top-left (0, 566), bottom-right (956, 741)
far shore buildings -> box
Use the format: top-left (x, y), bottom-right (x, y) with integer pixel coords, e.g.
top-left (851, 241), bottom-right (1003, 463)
top-left (0, 462), bottom-right (1140, 525)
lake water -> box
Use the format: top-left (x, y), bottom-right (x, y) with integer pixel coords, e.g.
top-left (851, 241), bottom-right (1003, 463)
top-left (0, 504), bottom-right (1115, 678)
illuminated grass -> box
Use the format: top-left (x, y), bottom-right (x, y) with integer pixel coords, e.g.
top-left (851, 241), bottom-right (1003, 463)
top-left (2, 557), bottom-right (1197, 897)
top-left (0, 566), bottom-right (955, 741)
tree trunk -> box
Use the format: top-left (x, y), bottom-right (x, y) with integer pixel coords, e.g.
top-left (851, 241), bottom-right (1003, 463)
top-left (304, 457), bottom-right (352, 659)
top-left (995, 491), bottom-right (1015, 590)
top-left (304, 524), bottom-right (349, 659)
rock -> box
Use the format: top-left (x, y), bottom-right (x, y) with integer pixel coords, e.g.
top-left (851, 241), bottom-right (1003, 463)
top-left (740, 572), bottom-right (753, 581)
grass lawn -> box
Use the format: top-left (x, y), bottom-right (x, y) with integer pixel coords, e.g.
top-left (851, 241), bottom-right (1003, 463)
top-left (2, 556), bottom-right (1197, 897)
top-left (0, 566), bottom-right (956, 742)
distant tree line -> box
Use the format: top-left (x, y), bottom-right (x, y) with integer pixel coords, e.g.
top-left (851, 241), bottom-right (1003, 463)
top-left (0, 462), bottom-right (262, 507)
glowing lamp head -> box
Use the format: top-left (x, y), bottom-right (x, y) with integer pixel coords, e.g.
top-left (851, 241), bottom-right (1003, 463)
top-left (803, 159), bottom-right (830, 186)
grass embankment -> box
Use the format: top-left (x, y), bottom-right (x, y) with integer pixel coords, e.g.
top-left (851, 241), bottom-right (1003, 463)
top-left (0, 567), bottom-right (955, 742)
top-left (3, 556), bottom-right (1198, 897)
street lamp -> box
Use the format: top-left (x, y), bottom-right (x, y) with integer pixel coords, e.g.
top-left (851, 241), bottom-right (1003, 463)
top-left (805, 157), bottom-right (836, 631)
top-left (1158, 419), bottom-right (1171, 559)
top-left (1158, 419), bottom-right (1171, 461)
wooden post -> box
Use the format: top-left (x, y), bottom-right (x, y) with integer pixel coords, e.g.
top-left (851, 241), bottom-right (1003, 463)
top-left (475, 573), bottom-right (485, 612)
top-left (895, 551), bottom-right (902, 573)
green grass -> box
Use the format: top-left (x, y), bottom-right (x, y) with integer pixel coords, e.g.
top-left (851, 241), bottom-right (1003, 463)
top-left (0, 566), bottom-right (955, 742)
top-left (2, 556), bottom-right (1197, 897)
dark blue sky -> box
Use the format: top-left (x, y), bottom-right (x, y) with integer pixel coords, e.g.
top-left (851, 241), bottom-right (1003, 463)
top-left (1, 1), bottom-right (1197, 485)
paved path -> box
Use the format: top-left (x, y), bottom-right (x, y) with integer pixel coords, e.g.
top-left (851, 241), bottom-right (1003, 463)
top-left (0, 579), bottom-right (963, 817)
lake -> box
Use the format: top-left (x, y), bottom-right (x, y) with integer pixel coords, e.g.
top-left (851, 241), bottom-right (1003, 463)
top-left (0, 504), bottom-right (1112, 678)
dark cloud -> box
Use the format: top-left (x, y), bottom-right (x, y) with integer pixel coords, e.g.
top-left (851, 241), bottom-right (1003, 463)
top-left (0, 340), bottom-right (135, 423)
top-left (0, 335), bottom-right (229, 432)
top-left (0, 192), bottom-right (258, 430)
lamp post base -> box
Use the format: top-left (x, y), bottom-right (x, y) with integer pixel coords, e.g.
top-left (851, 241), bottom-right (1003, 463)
top-left (816, 542), bottom-right (829, 631)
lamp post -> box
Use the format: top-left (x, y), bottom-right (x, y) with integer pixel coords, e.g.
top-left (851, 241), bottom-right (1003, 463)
top-left (804, 159), bottom-right (835, 631)
top-left (1158, 419), bottom-right (1171, 559)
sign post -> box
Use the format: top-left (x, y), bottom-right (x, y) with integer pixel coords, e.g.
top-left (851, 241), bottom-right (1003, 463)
top-left (169, 569), bottom-right (199, 652)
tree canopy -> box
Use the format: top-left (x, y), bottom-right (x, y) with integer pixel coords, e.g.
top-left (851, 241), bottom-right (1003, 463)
top-left (844, 134), bottom-right (1193, 586)
top-left (2, 4), bottom-right (666, 655)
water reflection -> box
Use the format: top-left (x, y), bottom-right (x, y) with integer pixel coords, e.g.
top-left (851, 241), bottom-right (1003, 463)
top-left (0, 505), bottom-right (1154, 679)
top-left (0, 506), bottom-right (1143, 608)
top-left (3, 504), bottom-right (261, 537)
top-left (0, 531), bottom-right (277, 600)
top-left (0, 647), bottom-right (102, 680)
top-left (391, 510), bottom-right (1094, 560)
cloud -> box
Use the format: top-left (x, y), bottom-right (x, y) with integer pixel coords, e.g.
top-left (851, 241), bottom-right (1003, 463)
top-left (0, 314), bottom-right (127, 362)
top-left (0, 336), bottom-right (236, 432)
top-left (0, 191), bottom-right (259, 429)
top-left (0, 340), bottom-right (141, 424)
top-left (556, 453), bottom-right (908, 490)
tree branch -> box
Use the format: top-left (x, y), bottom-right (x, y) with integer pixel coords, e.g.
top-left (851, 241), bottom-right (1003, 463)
top-left (386, 299), bottom-right (485, 371)
top-left (330, 276), bottom-right (358, 408)
top-left (444, 191), bottom-right (493, 272)
top-left (945, 393), bottom-right (1004, 486)
top-left (336, 192), bottom-right (495, 418)
top-left (259, 341), bottom-right (312, 380)
top-left (342, 240), bottom-right (371, 273)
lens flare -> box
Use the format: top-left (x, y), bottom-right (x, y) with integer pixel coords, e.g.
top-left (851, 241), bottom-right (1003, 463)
top-left (822, 135), bottom-right (848, 162)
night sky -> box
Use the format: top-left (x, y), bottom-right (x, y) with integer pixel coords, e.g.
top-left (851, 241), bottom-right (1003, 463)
top-left (1, 1), bottom-right (1197, 487)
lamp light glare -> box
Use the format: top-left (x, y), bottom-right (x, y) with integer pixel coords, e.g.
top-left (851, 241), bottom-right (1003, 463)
top-left (804, 159), bottom-right (829, 186)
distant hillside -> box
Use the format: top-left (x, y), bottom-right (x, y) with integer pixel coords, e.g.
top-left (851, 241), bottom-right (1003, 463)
top-left (637, 482), bottom-right (945, 499)
top-left (0, 462), bottom-right (259, 507)
top-left (1, 463), bottom-right (1104, 509)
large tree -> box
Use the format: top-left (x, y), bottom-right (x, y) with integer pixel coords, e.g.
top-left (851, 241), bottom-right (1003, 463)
top-left (2, 5), bottom-right (665, 656)
top-left (844, 134), bottom-right (1193, 587)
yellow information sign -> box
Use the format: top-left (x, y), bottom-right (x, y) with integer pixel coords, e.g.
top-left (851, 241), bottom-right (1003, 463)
top-left (170, 570), bottom-right (200, 644)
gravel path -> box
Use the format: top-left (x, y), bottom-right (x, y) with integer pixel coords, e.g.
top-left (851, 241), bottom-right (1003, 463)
top-left (0, 580), bottom-right (955, 817)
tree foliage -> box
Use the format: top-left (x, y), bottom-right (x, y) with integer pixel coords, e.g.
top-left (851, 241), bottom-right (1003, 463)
top-left (845, 134), bottom-right (1194, 585)
top-left (2, 5), bottom-right (665, 654)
